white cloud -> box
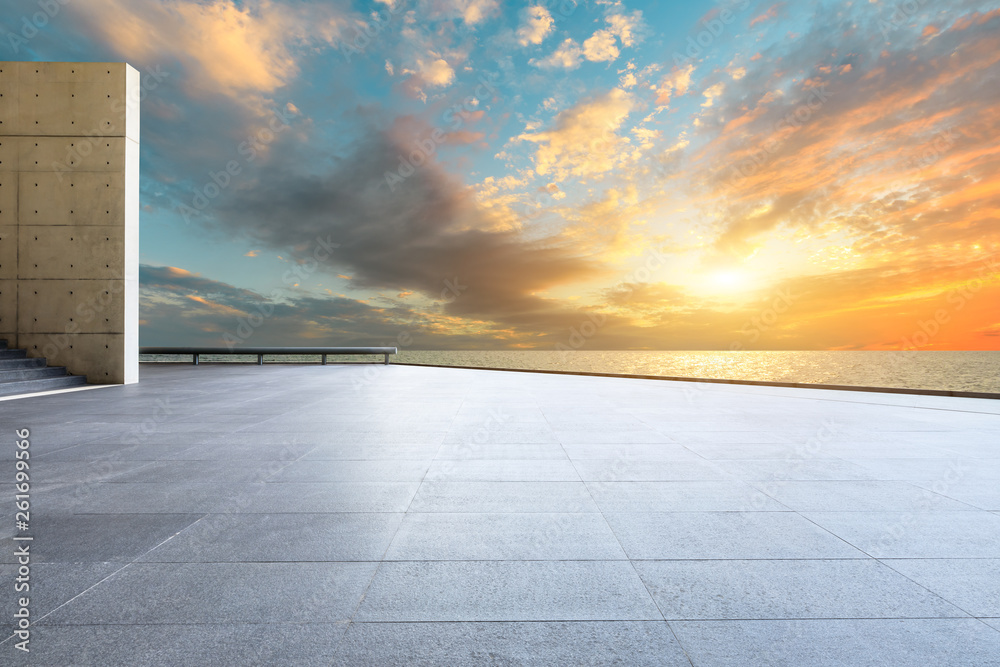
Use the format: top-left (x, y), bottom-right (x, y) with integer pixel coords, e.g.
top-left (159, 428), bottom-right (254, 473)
top-left (531, 38), bottom-right (584, 70)
top-left (702, 82), bottom-right (725, 108)
top-left (516, 88), bottom-right (636, 181)
top-left (605, 10), bottom-right (644, 47)
top-left (583, 29), bottom-right (620, 62)
top-left (70, 0), bottom-right (351, 99)
top-left (516, 5), bottom-right (555, 46)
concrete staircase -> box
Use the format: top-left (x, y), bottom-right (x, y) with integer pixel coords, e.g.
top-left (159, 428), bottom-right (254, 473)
top-left (0, 339), bottom-right (88, 397)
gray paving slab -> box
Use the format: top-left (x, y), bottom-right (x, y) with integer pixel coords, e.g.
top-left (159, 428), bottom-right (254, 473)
top-left (444, 426), bottom-right (560, 444)
top-left (301, 444), bottom-right (442, 460)
top-left (408, 481), bottom-right (599, 513)
top-left (561, 443), bottom-right (708, 461)
top-left (267, 459), bottom-right (431, 482)
top-left (635, 559), bottom-right (968, 620)
top-left (587, 481), bottom-right (786, 512)
top-left (2, 623), bottom-right (350, 667)
top-left (30, 482), bottom-right (263, 514)
top-left (881, 559), bottom-right (1000, 617)
top-left (434, 443), bottom-right (569, 459)
top-left (0, 513), bottom-right (201, 563)
top-left (425, 459), bottom-right (580, 481)
top-left (845, 457), bottom-right (988, 480)
top-left (555, 429), bottom-right (675, 444)
top-left (605, 512), bottom-right (865, 560)
top-left (354, 561), bottom-right (662, 621)
top-left (713, 458), bottom-right (879, 481)
top-left (139, 513), bottom-right (404, 562)
top-left (42, 562), bottom-right (379, 625)
top-left (33, 443), bottom-right (202, 461)
top-left (910, 478), bottom-right (1000, 511)
top-left (669, 619), bottom-right (1000, 667)
top-left (804, 511), bottom-right (1000, 558)
top-left (0, 562), bottom-right (121, 620)
top-left (0, 459), bottom-right (151, 484)
top-left (241, 482), bottom-right (421, 513)
top-left (104, 459), bottom-right (285, 483)
top-left (332, 621), bottom-right (690, 666)
top-left (751, 480), bottom-right (978, 512)
top-left (384, 513), bottom-right (627, 560)
top-left (574, 458), bottom-right (730, 481)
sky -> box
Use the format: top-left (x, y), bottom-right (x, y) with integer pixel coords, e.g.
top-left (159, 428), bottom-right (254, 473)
top-left (5, 0), bottom-right (1000, 351)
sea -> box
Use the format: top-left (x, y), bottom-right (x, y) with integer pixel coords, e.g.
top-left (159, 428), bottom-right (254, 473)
top-left (140, 350), bottom-right (1000, 394)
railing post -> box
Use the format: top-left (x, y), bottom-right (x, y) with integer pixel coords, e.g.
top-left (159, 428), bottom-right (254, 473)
top-left (322, 354), bottom-right (327, 365)
top-left (193, 353), bottom-right (199, 365)
top-left (258, 354), bottom-right (264, 366)
top-left (384, 353), bottom-right (389, 365)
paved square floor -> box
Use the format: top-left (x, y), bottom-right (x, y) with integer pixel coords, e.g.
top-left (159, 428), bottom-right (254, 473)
top-left (2, 363), bottom-right (999, 665)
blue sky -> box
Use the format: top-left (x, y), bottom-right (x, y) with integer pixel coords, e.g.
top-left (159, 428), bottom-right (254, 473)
top-left (5, 0), bottom-right (1000, 349)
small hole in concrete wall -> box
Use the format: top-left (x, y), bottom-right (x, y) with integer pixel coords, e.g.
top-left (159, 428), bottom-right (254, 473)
top-left (105, 345), bottom-right (109, 349)
top-left (69, 291), bottom-right (73, 295)
top-left (70, 264), bottom-right (73, 268)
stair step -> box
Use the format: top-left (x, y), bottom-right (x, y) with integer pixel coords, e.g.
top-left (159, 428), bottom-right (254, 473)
top-left (0, 357), bottom-right (46, 370)
top-left (0, 349), bottom-right (28, 359)
top-left (0, 375), bottom-right (88, 397)
top-left (0, 366), bottom-right (70, 383)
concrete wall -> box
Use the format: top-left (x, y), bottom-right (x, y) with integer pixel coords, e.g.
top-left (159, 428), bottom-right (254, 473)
top-left (0, 62), bottom-right (139, 384)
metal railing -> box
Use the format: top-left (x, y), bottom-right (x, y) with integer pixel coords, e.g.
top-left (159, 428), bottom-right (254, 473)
top-left (140, 346), bottom-right (398, 365)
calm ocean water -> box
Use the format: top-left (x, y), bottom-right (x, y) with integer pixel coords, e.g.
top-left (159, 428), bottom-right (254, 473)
top-left (141, 350), bottom-right (1000, 394)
